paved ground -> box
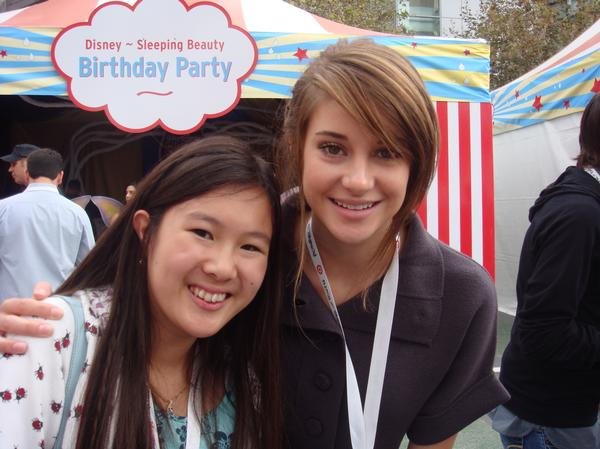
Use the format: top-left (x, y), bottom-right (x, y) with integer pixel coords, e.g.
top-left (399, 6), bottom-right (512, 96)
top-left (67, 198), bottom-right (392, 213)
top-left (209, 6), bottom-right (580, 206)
top-left (399, 311), bottom-right (514, 449)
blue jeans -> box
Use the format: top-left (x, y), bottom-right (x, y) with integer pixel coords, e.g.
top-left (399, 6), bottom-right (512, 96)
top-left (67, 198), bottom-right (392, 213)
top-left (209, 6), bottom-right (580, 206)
top-left (500, 430), bottom-right (559, 449)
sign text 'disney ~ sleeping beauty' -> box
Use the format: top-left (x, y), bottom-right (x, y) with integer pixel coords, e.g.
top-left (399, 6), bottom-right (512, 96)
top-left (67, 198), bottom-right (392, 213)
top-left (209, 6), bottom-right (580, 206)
top-left (52, 0), bottom-right (258, 134)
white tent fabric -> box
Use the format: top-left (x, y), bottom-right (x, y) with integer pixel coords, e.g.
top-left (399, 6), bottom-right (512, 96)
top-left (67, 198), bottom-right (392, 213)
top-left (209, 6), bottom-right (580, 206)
top-left (494, 113), bottom-right (581, 314)
top-left (492, 19), bottom-right (600, 313)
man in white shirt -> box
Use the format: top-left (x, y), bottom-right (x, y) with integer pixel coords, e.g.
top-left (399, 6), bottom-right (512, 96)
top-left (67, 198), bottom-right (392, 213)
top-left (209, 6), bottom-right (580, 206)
top-left (1, 143), bottom-right (40, 187)
top-left (0, 148), bottom-right (95, 302)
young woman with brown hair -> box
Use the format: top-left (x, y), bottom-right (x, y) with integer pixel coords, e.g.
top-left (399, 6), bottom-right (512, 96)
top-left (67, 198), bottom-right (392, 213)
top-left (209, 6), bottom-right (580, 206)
top-left (276, 38), bottom-right (508, 449)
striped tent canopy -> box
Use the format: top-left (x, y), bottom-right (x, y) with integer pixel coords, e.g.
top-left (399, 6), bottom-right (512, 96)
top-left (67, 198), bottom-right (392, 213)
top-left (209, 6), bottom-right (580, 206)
top-left (492, 18), bottom-right (600, 135)
top-left (0, 0), bottom-right (495, 276)
top-left (0, 0), bottom-right (489, 102)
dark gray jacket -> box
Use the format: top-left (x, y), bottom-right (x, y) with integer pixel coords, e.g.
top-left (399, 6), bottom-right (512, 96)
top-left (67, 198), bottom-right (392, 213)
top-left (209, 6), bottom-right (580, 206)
top-left (281, 207), bottom-right (509, 448)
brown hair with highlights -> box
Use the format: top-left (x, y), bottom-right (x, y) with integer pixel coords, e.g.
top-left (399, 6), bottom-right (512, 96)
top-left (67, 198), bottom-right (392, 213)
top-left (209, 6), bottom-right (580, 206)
top-left (278, 38), bottom-right (439, 291)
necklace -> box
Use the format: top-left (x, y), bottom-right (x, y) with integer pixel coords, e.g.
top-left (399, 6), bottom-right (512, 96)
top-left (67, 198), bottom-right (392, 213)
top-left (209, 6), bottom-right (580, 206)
top-left (150, 383), bottom-right (188, 417)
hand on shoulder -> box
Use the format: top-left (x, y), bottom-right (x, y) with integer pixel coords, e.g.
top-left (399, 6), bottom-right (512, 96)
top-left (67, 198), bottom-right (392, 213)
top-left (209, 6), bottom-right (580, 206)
top-left (0, 282), bottom-right (62, 354)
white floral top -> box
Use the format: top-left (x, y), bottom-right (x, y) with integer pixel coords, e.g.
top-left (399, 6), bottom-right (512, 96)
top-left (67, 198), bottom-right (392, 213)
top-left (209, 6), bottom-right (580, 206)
top-left (0, 287), bottom-right (108, 449)
top-left (0, 287), bottom-right (237, 449)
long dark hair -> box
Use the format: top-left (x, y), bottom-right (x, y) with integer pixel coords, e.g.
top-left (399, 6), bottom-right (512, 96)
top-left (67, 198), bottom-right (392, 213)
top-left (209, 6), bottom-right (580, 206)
top-left (58, 135), bottom-right (283, 449)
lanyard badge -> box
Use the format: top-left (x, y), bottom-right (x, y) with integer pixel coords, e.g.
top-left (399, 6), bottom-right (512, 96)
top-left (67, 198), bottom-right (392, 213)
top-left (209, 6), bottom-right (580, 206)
top-left (305, 219), bottom-right (399, 449)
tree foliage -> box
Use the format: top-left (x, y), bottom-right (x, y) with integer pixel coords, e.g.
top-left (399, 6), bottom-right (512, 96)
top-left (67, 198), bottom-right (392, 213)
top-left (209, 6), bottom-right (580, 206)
top-left (286, 0), bottom-right (406, 34)
top-left (458, 0), bottom-right (600, 90)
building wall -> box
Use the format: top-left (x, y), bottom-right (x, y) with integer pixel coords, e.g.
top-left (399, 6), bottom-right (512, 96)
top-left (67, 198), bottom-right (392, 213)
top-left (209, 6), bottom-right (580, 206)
top-left (440, 0), bottom-right (481, 36)
top-left (397, 0), bottom-right (481, 37)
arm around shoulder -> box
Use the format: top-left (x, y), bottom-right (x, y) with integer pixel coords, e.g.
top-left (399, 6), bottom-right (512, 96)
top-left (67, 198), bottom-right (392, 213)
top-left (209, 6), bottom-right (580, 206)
top-left (0, 283), bottom-right (62, 353)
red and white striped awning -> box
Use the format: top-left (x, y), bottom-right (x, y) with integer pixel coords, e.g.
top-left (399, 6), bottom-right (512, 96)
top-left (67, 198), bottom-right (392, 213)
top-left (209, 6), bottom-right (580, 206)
top-left (0, 0), bottom-right (380, 34)
top-left (419, 102), bottom-right (495, 274)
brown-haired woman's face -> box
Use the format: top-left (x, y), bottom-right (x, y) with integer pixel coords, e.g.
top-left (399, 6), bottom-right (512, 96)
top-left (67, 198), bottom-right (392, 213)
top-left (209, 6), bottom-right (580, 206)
top-left (135, 186), bottom-right (272, 343)
top-left (301, 98), bottom-right (410, 248)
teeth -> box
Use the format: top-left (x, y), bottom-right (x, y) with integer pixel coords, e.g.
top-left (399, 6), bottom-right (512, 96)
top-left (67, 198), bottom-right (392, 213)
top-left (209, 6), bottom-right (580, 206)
top-left (190, 287), bottom-right (227, 303)
top-left (334, 200), bottom-right (374, 210)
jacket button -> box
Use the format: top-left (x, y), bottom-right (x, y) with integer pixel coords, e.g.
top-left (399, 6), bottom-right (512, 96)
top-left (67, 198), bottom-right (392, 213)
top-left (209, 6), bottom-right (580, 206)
top-left (313, 371), bottom-right (332, 391)
top-left (304, 417), bottom-right (323, 436)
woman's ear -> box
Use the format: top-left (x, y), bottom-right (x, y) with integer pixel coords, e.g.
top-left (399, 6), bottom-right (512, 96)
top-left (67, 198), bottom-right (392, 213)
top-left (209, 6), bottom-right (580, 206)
top-left (132, 210), bottom-right (150, 241)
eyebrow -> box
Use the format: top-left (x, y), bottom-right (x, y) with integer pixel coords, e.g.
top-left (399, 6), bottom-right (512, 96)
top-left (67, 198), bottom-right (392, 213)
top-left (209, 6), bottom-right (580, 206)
top-left (315, 130), bottom-right (386, 148)
top-left (187, 211), bottom-right (271, 244)
top-left (315, 130), bottom-right (348, 141)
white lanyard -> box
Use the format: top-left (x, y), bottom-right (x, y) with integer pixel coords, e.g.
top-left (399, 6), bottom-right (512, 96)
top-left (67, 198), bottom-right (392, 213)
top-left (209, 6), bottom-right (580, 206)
top-left (305, 218), bottom-right (399, 449)
top-left (585, 167), bottom-right (600, 184)
top-left (149, 387), bottom-right (202, 449)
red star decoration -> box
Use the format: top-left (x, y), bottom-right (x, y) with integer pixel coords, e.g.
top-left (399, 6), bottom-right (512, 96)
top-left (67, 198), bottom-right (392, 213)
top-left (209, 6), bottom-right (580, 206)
top-left (293, 48), bottom-right (308, 61)
top-left (463, 49), bottom-right (471, 56)
top-left (532, 95), bottom-right (543, 111)
top-left (591, 78), bottom-right (600, 93)
top-left (411, 42), bottom-right (418, 48)
top-left (0, 50), bottom-right (7, 58)
top-left (563, 99), bottom-right (570, 109)
top-left (514, 90), bottom-right (520, 99)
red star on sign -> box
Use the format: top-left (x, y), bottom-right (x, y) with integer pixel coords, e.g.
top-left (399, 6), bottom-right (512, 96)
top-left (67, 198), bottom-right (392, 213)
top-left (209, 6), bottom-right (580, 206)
top-left (532, 95), bottom-right (543, 111)
top-left (463, 49), bottom-right (471, 56)
top-left (293, 48), bottom-right (308, 61)
top-left (591, 78), bottom-right (600, 93)
top-left (563, 99), bottom-right (570, 109)
top-left (411, 42), bottom-right (418, 48)
top-left (515, 90), bottom-right (520, 99)
top-left (0, 50), bottom-right (7, 58)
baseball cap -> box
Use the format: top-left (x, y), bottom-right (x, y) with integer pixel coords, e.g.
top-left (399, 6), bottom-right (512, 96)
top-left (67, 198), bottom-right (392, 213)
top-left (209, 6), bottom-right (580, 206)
top-left (0, 144), bottom-right (42, 163)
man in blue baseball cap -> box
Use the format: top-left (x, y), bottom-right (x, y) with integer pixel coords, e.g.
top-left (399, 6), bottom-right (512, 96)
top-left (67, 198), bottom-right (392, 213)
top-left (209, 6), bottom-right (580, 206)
top-left (1, 144), bottom-right (41, 186)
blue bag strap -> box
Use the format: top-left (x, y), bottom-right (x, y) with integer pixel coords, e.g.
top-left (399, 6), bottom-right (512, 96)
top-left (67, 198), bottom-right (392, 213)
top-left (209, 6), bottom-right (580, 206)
top-left (53, 295), bottom-right (88, 449)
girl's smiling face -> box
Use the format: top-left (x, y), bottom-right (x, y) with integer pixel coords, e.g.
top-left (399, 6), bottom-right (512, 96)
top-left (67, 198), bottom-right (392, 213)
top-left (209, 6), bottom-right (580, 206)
top-left (301, 97), bottom-right (410, 250)
top-left (134, 185), bottom-right (273, 344)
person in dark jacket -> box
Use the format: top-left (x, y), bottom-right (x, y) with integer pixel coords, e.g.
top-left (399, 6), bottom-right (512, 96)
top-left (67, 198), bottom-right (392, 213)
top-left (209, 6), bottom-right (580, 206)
top-left (275, 39), bottom-right (508, 449)
top-left (491, 93), bottom-right (600, 449)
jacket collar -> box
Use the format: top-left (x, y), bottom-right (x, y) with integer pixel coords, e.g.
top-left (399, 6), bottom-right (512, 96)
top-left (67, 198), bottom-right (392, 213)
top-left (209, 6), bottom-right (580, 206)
top-left (282, 214), bottom-right (444, 345)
